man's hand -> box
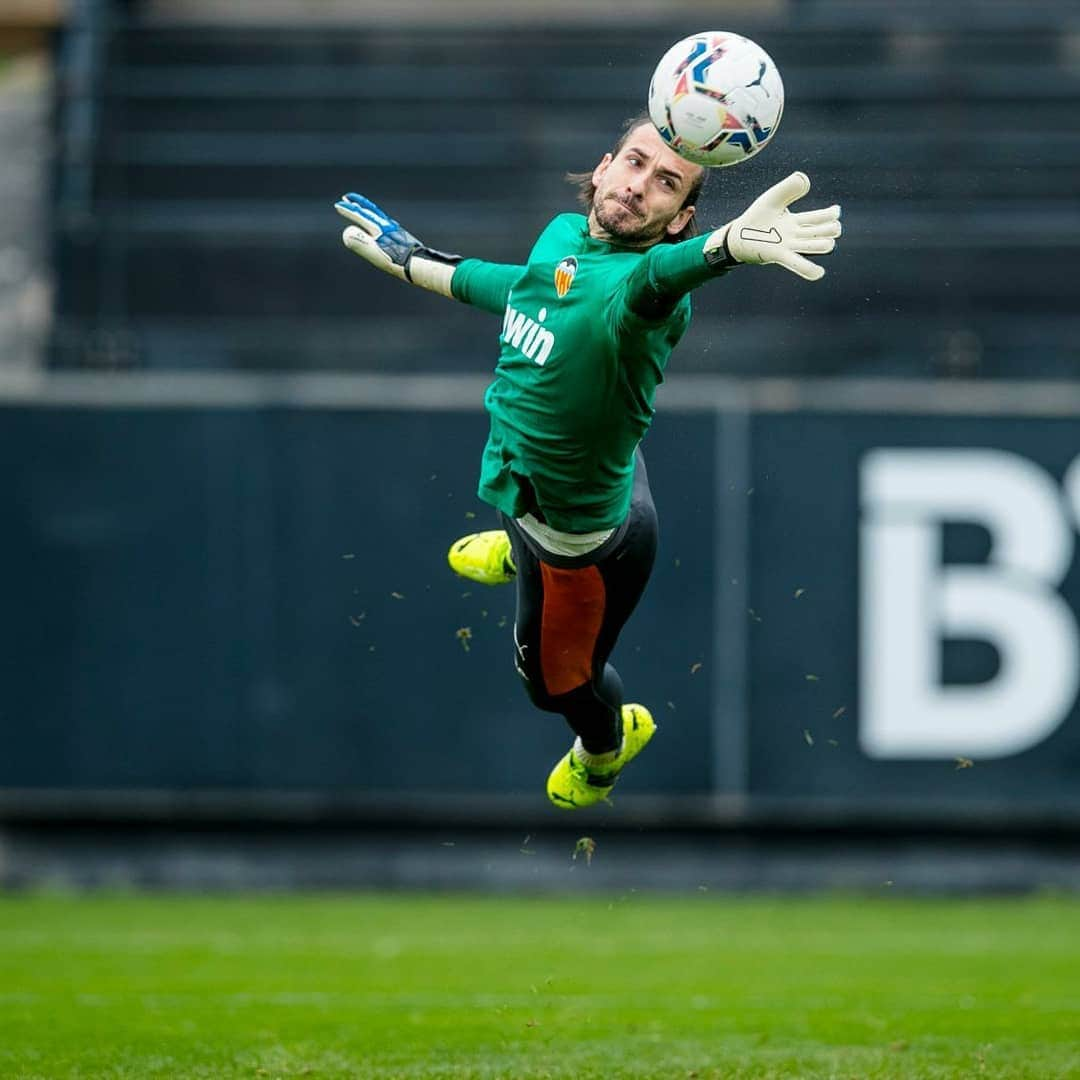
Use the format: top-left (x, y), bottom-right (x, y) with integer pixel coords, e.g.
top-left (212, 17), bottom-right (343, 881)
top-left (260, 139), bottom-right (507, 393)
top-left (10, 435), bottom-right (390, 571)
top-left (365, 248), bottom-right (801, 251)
top-left (335, 192), bottom-right (422, 282)
top-left (334, 192), bottom-right (461, 296)
top-left (705, 172), bottom-right (841, 282)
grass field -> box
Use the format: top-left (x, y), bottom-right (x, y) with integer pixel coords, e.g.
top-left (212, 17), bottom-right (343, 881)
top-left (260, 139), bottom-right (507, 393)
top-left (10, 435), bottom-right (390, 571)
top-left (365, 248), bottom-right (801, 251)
top-left (1, 891), bottom-right (1078, 1079)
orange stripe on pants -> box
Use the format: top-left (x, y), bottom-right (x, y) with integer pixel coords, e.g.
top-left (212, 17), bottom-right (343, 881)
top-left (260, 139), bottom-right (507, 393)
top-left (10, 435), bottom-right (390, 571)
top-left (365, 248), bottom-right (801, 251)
top-left (539, 563), bottom-right (606, 696)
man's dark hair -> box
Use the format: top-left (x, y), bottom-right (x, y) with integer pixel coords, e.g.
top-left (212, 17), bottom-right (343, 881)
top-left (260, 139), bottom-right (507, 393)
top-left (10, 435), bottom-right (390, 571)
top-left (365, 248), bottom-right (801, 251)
top-left (566, 113), bottom-right (707, 244)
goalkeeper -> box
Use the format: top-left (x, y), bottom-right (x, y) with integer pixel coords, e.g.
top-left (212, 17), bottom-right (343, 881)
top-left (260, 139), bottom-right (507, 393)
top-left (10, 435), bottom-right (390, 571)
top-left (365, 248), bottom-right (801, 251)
top-left (335, 115), bottom-right (841, 810)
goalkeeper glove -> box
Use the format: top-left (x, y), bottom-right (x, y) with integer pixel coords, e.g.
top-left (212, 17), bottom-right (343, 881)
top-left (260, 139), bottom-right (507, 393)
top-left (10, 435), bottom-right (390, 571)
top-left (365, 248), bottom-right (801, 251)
top-left (704, 172), bottom-right (841, 282)
top-left (334, 192), bottom-right (462, 298)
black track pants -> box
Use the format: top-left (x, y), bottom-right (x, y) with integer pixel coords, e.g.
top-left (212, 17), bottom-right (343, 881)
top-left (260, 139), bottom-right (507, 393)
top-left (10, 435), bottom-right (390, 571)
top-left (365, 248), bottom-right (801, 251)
top-left (499, 451), bottom-right (658, 754)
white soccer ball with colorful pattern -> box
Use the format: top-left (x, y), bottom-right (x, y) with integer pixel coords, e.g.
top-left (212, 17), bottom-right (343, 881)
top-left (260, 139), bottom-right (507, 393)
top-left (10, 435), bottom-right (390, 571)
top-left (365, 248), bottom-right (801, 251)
top-left (647, 32), bottom-right (785, 168)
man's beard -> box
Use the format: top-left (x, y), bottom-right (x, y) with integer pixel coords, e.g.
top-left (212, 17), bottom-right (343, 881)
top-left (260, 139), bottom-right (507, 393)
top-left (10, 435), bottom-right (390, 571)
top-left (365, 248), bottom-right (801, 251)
top-left (592, 193), bottom-right (666, 245)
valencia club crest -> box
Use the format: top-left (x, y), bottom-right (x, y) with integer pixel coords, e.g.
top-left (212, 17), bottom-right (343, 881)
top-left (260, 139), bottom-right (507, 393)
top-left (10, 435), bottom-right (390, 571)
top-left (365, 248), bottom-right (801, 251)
top-left (554, 256), bottom-right (578, 298)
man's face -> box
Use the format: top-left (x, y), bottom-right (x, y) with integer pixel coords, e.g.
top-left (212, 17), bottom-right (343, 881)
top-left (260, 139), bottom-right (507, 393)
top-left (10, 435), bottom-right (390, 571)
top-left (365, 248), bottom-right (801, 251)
top-left (588, 123), bottom-right (703, 247)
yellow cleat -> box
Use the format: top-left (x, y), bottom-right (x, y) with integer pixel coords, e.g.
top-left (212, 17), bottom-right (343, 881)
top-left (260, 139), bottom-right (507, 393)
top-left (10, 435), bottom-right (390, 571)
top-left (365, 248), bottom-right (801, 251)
top-left (546, 704), bottom-right (656, 810)
top-left (447, 530), bottom-right (516, 586)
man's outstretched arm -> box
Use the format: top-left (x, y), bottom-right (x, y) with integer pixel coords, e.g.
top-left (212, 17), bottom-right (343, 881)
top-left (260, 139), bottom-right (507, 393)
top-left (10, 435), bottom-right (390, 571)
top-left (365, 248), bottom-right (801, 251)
top-left (620, 172), bottom-right (842, 320)
top-left (335, 192), bottom-right (521, 315)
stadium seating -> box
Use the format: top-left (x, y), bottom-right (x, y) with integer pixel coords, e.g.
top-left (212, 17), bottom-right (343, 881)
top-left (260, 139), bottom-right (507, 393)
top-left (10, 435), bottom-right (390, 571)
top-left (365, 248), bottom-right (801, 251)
top-left (50, 2), bottom-right (1080, 376)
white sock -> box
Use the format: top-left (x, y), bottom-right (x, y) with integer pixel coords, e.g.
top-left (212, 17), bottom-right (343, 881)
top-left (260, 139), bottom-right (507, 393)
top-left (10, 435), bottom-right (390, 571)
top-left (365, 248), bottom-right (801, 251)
top-left (573, 736), bottom-right (622, 770)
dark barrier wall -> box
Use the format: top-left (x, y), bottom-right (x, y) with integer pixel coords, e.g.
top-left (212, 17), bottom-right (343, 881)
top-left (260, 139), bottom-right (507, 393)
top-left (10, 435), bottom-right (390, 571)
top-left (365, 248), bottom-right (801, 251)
top-left (2, 399), bottom-right (715, 802)
top-left (5, 380), bottom-right (1080, 823)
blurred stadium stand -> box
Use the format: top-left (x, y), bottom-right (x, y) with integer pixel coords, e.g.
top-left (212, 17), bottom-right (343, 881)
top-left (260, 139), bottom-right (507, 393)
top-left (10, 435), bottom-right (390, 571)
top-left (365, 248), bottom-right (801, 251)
top-left (0, 1), bottom-right (58, 370)
top-left (48, 0), bottom-right (1080, 377)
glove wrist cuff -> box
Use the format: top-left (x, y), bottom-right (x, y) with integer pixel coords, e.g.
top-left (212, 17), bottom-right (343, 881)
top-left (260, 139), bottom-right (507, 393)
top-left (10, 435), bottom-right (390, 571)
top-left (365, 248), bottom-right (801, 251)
top-left (703, 224), bottom-right (740, 270)
top-left (403, 245), bottom-right (463, 283)
top-left (404, 249), bottom-right (460, 298)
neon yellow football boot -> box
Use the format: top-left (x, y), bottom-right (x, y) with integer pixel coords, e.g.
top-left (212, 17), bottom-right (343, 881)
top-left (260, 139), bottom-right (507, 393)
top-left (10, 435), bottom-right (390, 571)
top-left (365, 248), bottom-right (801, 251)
top-left (546, 704), bottom-right (656, 810)
top-left (447, 530), bottom-right (516, 586)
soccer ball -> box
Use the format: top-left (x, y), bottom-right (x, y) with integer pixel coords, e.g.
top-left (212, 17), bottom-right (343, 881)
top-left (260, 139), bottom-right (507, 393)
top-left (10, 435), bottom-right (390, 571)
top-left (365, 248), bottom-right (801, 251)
top-left (647, 31), bottom-right (785, 168)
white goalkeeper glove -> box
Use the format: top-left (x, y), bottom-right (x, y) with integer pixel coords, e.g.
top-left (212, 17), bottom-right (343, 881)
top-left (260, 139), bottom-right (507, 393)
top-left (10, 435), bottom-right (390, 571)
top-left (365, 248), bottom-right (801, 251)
top-left (704, 172), bottom-right (841, 282)
top-left (334, 192), bottom-right (461, 298)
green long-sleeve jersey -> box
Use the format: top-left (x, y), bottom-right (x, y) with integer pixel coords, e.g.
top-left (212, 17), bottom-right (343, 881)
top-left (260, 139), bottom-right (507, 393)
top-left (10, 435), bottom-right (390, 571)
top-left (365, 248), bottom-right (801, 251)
top-left (451, 212), bottom-right (728, 532)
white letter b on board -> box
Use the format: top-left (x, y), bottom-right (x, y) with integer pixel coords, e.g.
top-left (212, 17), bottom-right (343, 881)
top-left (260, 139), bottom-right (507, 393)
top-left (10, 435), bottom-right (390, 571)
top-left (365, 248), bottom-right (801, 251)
top-left (859, 449), bottom-right (1079, 759)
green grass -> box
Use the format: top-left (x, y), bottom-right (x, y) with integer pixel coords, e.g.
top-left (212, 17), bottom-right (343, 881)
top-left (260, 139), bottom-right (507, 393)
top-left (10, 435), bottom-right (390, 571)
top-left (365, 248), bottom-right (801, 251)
top-left (1, 891), bottom-right (1078, 1078)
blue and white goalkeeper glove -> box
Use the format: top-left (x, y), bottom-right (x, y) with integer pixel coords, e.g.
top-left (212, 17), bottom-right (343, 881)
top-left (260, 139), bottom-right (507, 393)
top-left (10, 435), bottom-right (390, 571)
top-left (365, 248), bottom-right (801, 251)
top-left (334, 192), bottom-right (461, 297)
top-left (704, 172), bottom-right (841, 282)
